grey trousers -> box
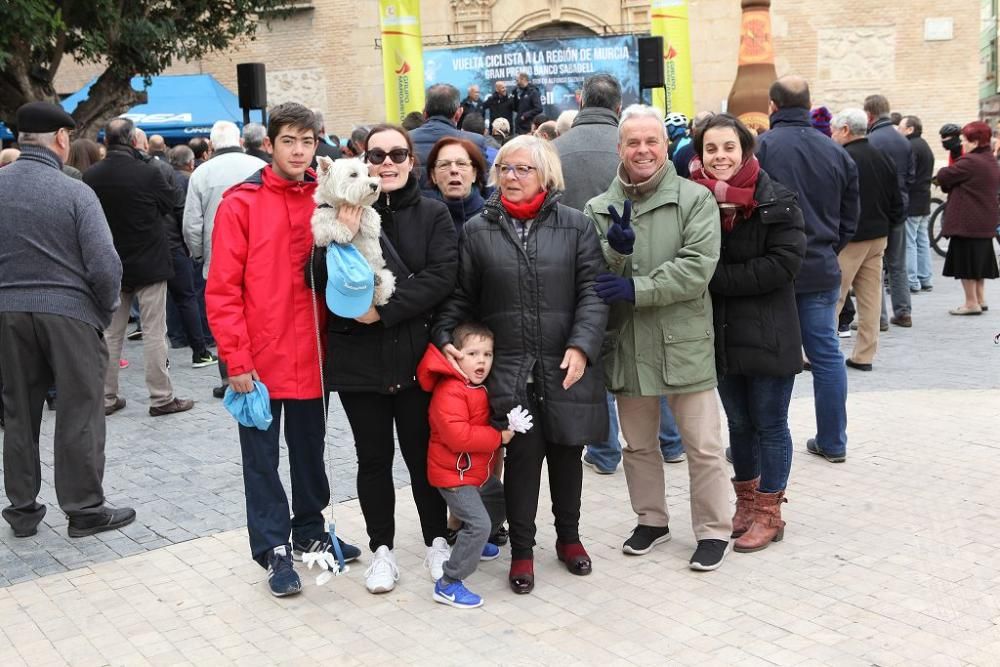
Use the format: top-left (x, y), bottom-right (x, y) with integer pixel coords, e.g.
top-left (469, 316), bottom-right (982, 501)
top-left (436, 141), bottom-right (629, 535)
top-left (0, 313), bottom-right (108, 531)
top-left (104, 281), bottom-right (174, 408)
top-left (439, 477), bottom-right (505, 583)
top-left (882, 223), bottom-right (912, 317)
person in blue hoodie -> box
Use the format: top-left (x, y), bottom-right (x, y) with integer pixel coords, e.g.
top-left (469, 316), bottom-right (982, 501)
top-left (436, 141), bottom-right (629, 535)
top-left (756, 75), bottom-right (860, 464)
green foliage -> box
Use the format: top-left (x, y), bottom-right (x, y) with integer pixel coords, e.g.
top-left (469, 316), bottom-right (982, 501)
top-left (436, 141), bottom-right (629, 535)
top-left (0, 0), bottom-right (290, 82)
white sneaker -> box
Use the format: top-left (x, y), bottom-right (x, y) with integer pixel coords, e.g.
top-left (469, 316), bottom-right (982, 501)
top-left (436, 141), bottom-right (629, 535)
top-left (424, 536), bottom-right (451, 582)
top-left (364, 545), bottom-right (399, 594)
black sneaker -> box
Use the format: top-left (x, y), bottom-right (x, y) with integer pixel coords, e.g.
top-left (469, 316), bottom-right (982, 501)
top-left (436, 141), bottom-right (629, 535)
top-left (68, 507), bottom-right (136, 538)
top-left (806, 438), bottom-right (846, 463)
top-left (490, 524), bottom-right (509, 546)
top-left (689, 539), bottom-right (730, 571)
top-left (266, 545), bottom-right (301, 597)
top-left (126, 328), bottom-right (143, 341)
top-left (622, 524), bottom-right (671, 555)
top-left (192, 351), bottom-right (219, 368)
top-left (292, 534), bottom-right (361, 563)
top-left (212, 385), bottom-right (227, 399)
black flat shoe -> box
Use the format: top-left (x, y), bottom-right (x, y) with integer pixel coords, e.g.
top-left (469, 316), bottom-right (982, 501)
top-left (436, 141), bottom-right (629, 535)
top-left (68, 507), bottom-right (136, 538)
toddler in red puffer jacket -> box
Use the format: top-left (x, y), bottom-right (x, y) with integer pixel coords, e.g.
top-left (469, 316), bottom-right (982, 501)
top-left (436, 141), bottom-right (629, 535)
top-left (416, 322), bottom-right (512, 609)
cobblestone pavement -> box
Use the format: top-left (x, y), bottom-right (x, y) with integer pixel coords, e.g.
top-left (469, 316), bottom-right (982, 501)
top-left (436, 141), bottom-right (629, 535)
top-left (0, 255), bottom-right (998, 664)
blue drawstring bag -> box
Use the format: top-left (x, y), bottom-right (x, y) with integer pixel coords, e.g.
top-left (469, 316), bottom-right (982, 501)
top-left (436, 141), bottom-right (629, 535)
top-left (223, 381), bottom-right (273, 430)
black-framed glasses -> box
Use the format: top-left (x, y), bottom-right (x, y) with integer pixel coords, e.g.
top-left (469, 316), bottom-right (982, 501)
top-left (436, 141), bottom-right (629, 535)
top-left (365, 148), bottom-right (410, 164)
top-left (495, 163), bottom-right (536, 179)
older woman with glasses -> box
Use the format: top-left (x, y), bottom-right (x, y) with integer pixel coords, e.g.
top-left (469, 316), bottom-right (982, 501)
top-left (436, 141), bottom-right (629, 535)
top-left (309, 123), bottom-right (458, 595)
top-left (433, 135), bottom-right (608, 594)
top-left (426, 136), bottom-right (489, 232)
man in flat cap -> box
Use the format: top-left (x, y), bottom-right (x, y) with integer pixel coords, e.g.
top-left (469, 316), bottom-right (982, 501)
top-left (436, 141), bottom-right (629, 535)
top-left (0, 101), bottom-right (136, 538)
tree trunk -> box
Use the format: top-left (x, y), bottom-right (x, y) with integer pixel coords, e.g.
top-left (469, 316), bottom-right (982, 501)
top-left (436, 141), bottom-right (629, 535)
top-left (0, 52), bottom-right (145, 140)
top-left (70, 70), bottom-right (147, 140)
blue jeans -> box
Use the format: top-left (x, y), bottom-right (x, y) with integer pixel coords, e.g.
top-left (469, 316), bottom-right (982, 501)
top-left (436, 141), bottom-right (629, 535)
top-left (905, 215), bottom-right (933, 290)
top-left (717, 374), bottom-right (795, 493)
top-left (586, 393), bottom-right (684, 471)
top-left (796, 287), bottom-right (848, 456)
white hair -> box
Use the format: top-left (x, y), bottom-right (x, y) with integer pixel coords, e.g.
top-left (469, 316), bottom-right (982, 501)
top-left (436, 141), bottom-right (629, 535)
top-left (17, 131), bottom-right (58, 147)
top-left (832, 108), bottom-right (868, 138)
top-left (556, 110), bottom-right (578, 136)
top-left (488, 134), bottom-right (565, 191)
top-left (242, 122), bottom-right (267, 149)
top-left (619, 104), bottom-right (667, 142)
top-left (210, 121), bottom-right (241, 149)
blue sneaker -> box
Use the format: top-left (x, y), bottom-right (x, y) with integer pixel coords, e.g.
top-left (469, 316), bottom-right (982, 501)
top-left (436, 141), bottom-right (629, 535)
top-left (433, 579), bottom-right (483, 609)
top-left (292, 534), bottom-right (361, 563)
top-left (480, 542), bottom-right (500, 561)
top-left (266, 545), bottom-right (301, 597)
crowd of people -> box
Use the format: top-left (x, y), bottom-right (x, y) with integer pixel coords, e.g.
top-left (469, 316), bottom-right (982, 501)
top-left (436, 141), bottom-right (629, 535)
top-left (0, 68), bottom-right (997, 610)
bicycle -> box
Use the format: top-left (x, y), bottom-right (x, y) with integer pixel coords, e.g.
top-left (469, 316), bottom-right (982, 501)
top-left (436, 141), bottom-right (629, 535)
top-left (927, 196), bottom-right (1000, 257)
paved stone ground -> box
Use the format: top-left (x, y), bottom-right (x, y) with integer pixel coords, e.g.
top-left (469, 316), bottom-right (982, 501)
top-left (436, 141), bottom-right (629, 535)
top-left (0, 387), bottom-right (998, 665)
top-left (0, 254), bottom-right (998, 664)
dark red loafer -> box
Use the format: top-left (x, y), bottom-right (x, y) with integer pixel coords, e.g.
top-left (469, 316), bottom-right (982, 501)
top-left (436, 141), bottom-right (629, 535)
top-left (508, 558), bottom-right (535, 594)
top-left (556, 540), bottom-right (592, 576)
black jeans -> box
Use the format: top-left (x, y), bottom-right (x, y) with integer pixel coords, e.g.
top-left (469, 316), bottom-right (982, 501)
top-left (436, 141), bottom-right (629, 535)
top-left (339, 387), bottom-right (447, 551)
top-left (166, 249), bottom-right (208, 355)
top-left (238, 397), bottom-right (330, 567)
top-left (504, 390), bottom-right (584, 559)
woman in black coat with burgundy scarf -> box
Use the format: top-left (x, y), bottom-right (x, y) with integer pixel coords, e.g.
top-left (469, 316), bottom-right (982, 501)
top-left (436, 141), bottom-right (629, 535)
top-left (936, 121), bottom-right (1000, 315)
top-left (690, 114), bottom-right (806, 554)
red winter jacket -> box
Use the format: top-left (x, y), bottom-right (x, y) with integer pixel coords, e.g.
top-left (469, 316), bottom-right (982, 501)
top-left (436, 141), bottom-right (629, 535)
top-left (206, 166), bottom-right (327, 399)
top-left (416, 344), bottom-right (500, 488)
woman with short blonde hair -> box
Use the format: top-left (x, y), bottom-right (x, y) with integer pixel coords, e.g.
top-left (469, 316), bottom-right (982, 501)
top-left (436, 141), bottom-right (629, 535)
top-left (487, 134), bottom-right (564, 191)
top-left (434, 130), bottom-right (608, 595)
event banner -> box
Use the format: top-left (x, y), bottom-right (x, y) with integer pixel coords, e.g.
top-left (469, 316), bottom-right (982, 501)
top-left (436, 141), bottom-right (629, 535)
top-left (379, 0), bottom-right (425, 123)
top-left (650, 0), bottom-right (695, 118)
top-left (424, 35), bottom-right (639, 121)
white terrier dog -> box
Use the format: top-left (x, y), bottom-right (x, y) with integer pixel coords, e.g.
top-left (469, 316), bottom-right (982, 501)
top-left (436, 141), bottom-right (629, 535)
top-left (311, 156), bottom-right (396, 306)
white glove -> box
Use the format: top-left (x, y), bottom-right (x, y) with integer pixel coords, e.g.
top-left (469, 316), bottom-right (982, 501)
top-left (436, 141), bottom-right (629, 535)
top-left (506, 405), bottom-right (534, 434)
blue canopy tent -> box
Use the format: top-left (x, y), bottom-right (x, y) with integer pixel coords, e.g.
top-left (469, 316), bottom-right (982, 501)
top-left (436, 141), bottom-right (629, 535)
top-left (60, 74), bottom-right (263, 142)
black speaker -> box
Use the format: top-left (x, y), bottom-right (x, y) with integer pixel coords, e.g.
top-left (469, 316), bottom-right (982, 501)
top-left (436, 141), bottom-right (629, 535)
top-left (638, 36), bottom-right (665, 89)
top-left (237, 63), bottom-right (267, 109)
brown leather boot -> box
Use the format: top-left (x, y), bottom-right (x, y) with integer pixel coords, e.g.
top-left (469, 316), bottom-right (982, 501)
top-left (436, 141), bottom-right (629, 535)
top-left (734, 490), bottom-right (786, 553)
top-left (731, 477), bottom-right (759, 538)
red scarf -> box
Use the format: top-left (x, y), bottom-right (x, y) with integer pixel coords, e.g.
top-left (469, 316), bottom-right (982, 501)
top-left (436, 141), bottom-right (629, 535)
top-left (501, 190), bottom-right (547, 220)
top-left (689, 156), bottom-right (760, 232)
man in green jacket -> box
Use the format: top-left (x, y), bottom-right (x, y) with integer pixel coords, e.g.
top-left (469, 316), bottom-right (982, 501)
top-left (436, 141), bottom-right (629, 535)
top-left (585, 104), bottom-right (733, 571)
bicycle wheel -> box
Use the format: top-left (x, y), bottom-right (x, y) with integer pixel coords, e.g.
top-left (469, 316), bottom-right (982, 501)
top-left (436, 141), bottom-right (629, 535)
top-left (928, 199), bottom-right (948, 257)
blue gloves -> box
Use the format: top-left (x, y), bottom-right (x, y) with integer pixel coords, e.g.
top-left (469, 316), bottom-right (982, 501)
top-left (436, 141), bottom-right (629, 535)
top-left (594, 273), bottom-right (635, 304)
top-left (606, 200), bottom-right (635, 255)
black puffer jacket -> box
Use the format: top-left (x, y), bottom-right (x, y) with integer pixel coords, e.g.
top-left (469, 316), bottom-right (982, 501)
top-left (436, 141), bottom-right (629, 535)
top-left (432, 191), bottom-right (609, 446)
top-left (309, 175), bottom-right (458, 393)
top-left (709, 171), bottom-right (807, 378)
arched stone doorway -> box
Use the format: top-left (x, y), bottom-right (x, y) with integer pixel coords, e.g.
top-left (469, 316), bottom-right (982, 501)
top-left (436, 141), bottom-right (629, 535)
top-left (521, 21), bottom-right (598, 40)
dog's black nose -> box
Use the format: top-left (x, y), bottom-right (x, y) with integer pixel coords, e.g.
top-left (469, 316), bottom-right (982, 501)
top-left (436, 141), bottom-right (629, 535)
top-left (369, 183), bottom-right (378, 191)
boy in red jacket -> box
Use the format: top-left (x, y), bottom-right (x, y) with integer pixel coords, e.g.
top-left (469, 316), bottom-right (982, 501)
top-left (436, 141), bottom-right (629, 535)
top-left (416, 323), bottom-right (512, 609)
top-left (206, 103), bottom-right (359, 597)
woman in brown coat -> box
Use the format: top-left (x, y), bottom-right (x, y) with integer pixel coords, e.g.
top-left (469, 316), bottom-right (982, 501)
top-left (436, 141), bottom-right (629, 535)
top-left (936, 121), bottom-right (1000, 315)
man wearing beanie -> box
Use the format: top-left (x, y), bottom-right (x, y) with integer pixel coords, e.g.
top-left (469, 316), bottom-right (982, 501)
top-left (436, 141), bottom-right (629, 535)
top-left (811, 106), bottom-right (833, 137)
top-left (0, 101), bottom-right (136, 538)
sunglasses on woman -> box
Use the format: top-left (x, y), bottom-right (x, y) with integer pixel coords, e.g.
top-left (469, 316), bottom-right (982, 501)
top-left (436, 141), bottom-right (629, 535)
top-left (365, 148), bottom-right (410, 164)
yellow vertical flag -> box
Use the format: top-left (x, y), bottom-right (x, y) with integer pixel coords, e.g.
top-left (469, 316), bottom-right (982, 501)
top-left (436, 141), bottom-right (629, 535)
top-left (379, 0), bottom-right (425, 123)
top-left (650, 0), bottom-right (695, 118)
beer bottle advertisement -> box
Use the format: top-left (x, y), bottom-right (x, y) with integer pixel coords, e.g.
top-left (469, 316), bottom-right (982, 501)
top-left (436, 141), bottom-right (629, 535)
top-left (727, 0), bottom-right (778, 132)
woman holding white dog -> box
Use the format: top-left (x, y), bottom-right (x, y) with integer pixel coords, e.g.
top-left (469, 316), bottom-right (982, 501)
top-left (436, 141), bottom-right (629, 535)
top-left (432, 135), bottom-right (609, 595)
top-left (309, 124), bottom-right (458, 594)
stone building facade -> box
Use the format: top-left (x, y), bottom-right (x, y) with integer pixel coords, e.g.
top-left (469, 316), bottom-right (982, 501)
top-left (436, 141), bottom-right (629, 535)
top-left (55, 0), bottom-right (979, 152)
